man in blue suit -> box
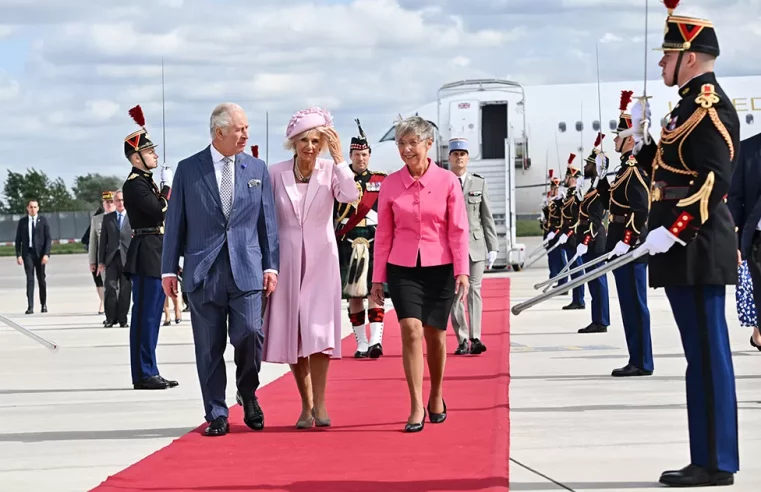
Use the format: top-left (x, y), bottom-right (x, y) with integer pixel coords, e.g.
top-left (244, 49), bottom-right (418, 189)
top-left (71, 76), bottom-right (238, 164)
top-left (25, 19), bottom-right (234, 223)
top-left (728, 131), bottom-right (761, 349)
top-left (161, 103), bottom-right (280, 437)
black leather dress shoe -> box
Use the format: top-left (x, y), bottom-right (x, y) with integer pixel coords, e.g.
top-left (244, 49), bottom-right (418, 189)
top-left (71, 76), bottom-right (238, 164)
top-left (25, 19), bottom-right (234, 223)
top-left (41, 305), bottom-right (47, 313)
top-left (204, 416), bottom-right (229, 437)
top-left (611, 364), bottom-right (653, 377)
top-left (241, 395), bottom-right (264, 431)
top-left (427, 400), bottom-right (447, 424)
top-left (158, 375), bottom-right (179, 388)
top-left (354, 349), bottom-right (368, 358)
top-left (578, 322), bottom-right (607, 333)
top-left (404, 410), bottom-right (426, 433)
top-left (25, 308), bottom-right (33, 315)
top-left (133, 375), bottom-right (170, 390)
top-left (470, 339), bottom-right (487, 354)
top-left (454, 340), bottom-right (469, 355)
top-left (659, 464), bottom-right (734, 487)
top-left (368, 343), bottom-right (383, 358)
top-left (562, 302), bottom-right (585, 310)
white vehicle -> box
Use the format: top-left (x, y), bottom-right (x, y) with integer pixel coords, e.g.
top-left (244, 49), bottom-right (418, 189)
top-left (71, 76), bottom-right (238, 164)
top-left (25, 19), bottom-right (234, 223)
top-left (372, 75), bottom-right (761, 224)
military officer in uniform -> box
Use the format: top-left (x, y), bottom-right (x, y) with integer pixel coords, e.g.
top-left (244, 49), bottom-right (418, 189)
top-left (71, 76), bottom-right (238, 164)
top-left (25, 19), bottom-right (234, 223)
top-left (575, 134), bottom-right (610, 332)
top-left (335, 120), bottom-right (387, 358)
top-left (448, 138), bottom-right (498, 355)
top-left (557, 154), bottom-right (585, 310)
top-left (88, 191), bottom-right (115, 318)
top-left (122, 105), bottom-right (178, 391)
top-left (631, 2), bottom-right (739, 486)
top-left (600, 90), bottom-right (654, 377)
top-left (544, 177), bottom-right (568, 289)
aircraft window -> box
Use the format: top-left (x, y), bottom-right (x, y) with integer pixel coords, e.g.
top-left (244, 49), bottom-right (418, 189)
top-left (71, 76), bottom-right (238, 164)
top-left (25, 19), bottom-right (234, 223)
top-left (747, 114), bottom-right (754, 125)
top-left (609, 120), bottom-right (617, 131)
top-left (592, 120), bottom-right (600, 131)
top-left (575, 121), bottom-right (583, 132)
top-left (379, 125), bottom-right (396, 142)
top-left (558, 122), bottom-right (566, 132)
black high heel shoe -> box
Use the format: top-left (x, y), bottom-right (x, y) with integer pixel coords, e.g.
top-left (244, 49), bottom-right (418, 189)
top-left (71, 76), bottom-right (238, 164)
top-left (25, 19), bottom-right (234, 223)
top-left (751, 336), bottom-right (761, 352)
top-left (427, 399), bottom-right (447, 424)
top-left (404, 410), bottom-right (426, 433)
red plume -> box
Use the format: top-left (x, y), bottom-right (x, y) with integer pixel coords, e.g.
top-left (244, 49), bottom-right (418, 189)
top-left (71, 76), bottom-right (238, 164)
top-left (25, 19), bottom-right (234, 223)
top-left (663, 0), bottom-right (680, 14)
top-left (593, 132), bottom-right (605, 147)
top-left (251, 145), bottom-right (259, 158)
top-left (128, 105), bottom-right (145, 127)
top-left (568, 153), bottom-right (576, 164)
top-left (619, 90), bottom-right (634, 112)
top-left (548, 169), bottom-right (554, 178)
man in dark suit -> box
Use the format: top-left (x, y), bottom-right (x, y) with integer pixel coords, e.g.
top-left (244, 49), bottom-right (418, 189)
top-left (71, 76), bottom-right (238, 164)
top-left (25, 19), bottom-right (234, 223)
top-left (98, 190), bottom-right (133, 327)
top-left (728, 132), bottom-right (761, 348)
top-left (14, 200), bottom-right (52, 314)
top-left (161, 102), bottom-right (279, 437)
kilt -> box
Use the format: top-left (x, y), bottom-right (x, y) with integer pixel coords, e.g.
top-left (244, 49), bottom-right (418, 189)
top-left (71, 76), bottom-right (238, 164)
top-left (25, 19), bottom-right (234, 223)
top-left (338, 225), bottom-right (387, 300)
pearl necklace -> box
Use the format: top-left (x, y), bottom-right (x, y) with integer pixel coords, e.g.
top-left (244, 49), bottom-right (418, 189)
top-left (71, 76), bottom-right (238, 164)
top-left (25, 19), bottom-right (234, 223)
top-left (293, 158), bottom-right (313, 183)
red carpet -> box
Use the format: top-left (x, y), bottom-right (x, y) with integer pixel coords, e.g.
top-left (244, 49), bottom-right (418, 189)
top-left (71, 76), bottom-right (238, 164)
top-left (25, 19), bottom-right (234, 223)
top-left (91, 277), bottom-right (510, 492)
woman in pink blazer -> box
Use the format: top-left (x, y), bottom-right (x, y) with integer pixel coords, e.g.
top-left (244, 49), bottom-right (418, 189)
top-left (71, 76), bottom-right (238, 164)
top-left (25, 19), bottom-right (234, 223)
top-left (263, 107), bottom-right (359, 429)
top-left (370, 115), bottom-right (470, 433)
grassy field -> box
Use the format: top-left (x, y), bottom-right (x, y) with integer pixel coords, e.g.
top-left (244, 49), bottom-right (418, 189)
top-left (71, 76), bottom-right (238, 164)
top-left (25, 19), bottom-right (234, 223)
top-left (0, 219), bottom-right (544, 257)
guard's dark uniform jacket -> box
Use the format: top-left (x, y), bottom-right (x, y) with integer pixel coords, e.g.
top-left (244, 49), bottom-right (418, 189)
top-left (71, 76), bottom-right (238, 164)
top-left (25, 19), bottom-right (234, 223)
top-left (122, 167), bottom-right (170, 279)
top-left (577, 185), bottom-right (608, 255)
top-left (540, 197), bottom-right (553, 239)
top-left (598, 151), bottom-right (651, 263)
top-left (335, 165), bottom-right (387, 299)
top-left (559, 187), bottom-right (580, 248)
top-left (640, 72), bottom-right (739, 288)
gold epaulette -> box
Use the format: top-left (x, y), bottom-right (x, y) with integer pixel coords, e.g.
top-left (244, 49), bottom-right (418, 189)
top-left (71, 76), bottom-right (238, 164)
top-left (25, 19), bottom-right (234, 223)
top-left (127, 173), bottom-right (139, 180)
top-left (677, 171), bottom-right (715, 224)
top-left (695, 83), bottom-right (720, 109)
top-left (370, 170), bottom-right (387, 176)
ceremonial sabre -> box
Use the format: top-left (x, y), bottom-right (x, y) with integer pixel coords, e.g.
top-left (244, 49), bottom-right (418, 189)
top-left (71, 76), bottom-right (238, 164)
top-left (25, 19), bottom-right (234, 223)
top-left (641, 0), bottom-right (652, 145)
top-left (534, 251), bottom-right (613, 290)
top-left (592, 42), bottom-right (608, 188)
top-left (160, 59), bottom-right (170, 188)
top-left (512, 246), bottom-right (649, 315)
top-left (0, 313), bottom-right (59, 351)
top-left (524, 239), bottom-right (563, 269)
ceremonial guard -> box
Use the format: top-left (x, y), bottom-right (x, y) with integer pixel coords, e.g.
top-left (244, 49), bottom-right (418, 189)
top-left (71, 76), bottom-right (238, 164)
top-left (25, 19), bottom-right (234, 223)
top-left (598, 90), bottom-right (653, 377)
top-left (448, 137), bottom-right (499, 355)
top-left (335, 120), bottom-right (387, 358)
top-left (575, 133), bottom-right (610, 332)
top-left (122, 105), bottom-right (178, 390)
top-left (544, 176), bottom-right (568, 289)
top-left (557, 154), bottom-right (585, 309)
top-left (630, 1), bottom-right (739, 485)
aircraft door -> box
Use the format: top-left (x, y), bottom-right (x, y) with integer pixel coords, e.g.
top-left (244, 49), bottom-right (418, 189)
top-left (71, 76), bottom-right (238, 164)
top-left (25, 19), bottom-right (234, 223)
top-left (449, 100), bottom-right (480, 159)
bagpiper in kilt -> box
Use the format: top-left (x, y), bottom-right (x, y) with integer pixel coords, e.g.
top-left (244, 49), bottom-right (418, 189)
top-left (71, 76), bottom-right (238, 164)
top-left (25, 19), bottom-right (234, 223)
top-left (575, 133), bottom-right (610, 333)
top-left (598, 90), bottom-right (654, 377)
top-left (335, 119), bottom-right (388, 358)
top-left (626, 1), bottom-right (739, 486)
top-left (557, 153), bottom-right (585, 309)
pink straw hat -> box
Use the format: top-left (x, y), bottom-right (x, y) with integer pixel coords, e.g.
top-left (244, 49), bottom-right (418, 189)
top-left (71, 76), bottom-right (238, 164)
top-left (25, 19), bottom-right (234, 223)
top-left (285, 107), bottom-right (334, 140)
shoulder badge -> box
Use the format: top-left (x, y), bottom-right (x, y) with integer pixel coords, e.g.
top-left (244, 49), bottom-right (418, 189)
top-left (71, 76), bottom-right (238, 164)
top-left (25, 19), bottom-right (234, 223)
top-left (127, 173), bottom-right (139, 180)
top-left (626, 155), bottom-right (638, 167)
top-left (370, 170), bottom-right (387, 176)
top-left (695, 84), bottom-right (720, 109)
top-left (471, 173), bottom-right (483, 179)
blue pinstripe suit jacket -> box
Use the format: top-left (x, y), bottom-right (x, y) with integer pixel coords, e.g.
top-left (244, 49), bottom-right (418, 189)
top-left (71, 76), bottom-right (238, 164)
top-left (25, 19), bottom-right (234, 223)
top-left (161, 145), bottom-right (280, 293)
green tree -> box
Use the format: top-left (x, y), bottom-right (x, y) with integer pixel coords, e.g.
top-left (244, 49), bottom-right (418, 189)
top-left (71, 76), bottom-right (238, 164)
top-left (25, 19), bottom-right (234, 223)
top-left (72, 173), bottom-right (124, 206)
top-left (2, 169), bottom-right (76, 213)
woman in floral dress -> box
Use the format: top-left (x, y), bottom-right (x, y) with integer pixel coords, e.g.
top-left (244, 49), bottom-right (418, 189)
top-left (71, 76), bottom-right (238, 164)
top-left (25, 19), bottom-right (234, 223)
top-left (736, 259), bottom-right (761, 351)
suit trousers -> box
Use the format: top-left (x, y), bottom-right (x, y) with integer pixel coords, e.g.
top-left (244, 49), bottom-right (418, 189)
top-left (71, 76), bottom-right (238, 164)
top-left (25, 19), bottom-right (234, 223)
top-left (664, 285), bottom-right (739, 473)
top-left (129, 275), bottom-right (165, 384)
top-left (547, 243), bottom-right (568, 286)
top-left (450, 259), bottom-right (485, 342)
top-left (612, 262), bottom-right (653, 371)
top-left (581, 250), bottom-right (610, 326)
top-left (23, 251), bottom-right (46, 307)
top-left (105, 259), bottom-right (132, 325)
top-left (187, 245), bottom-right (264, 422)
top-left (561, 242), bottom-right (585, 305)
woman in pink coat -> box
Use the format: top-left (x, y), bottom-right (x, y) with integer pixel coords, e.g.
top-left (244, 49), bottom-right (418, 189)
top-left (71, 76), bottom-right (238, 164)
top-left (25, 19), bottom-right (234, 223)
top-left (262, 107), bottom-right (359, 429)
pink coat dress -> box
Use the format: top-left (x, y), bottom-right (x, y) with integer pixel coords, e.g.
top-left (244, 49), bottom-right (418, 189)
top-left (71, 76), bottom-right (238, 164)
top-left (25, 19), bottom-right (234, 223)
top-left (262, 158), bottom-right (359, 364)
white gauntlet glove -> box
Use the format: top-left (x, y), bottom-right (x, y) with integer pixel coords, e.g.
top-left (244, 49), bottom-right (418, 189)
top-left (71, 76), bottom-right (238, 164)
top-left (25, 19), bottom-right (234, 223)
top-left (487, 251), bottom-right (497, 269)
top-left (558, 233), bottom-right (569, 245)
top-left (611, 240), bottom-right (630, 257)
top-left (576, 243), bottom-right (588, 257)
top-left (160, 167), bottom-right (174, 186)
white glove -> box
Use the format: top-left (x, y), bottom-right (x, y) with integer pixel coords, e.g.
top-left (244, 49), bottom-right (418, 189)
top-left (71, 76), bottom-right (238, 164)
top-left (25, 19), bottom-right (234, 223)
top-left (547, 231), bottom-right (557, 241)
top-left (576, 243), bottom-right (588, 256)
top-left (611, 240), bottom-right (630, 257)
top-left (630, 98), bottom-right (651, 135)
top-left (487, 251), bottom-right (497, 269)
top-left (595, 153), bottom-right (607, 177)
top-left (633, 134), bottom-right (645, 154)
top-left (161, 167), bottom-right (174, 185)
top-left (639, 226), bottom-right (685, 256)
top-left (558, 233), bottom-right (569, 245)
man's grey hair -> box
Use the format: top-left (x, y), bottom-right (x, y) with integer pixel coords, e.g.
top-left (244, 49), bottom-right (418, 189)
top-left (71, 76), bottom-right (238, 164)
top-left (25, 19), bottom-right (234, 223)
top-left (395, 115), bottom-right (435, 142)
top-left (210, 103), bottom-right (245, 139)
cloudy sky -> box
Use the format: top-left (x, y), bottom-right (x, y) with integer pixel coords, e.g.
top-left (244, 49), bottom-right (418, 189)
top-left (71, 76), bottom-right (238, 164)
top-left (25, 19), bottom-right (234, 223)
top-left (1, 0), bottom-right (759, 191)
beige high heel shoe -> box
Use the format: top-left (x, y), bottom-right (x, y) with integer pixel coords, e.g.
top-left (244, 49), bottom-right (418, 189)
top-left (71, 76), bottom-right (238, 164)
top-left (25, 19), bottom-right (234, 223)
top-left (312, 408), bottom-right (331, 427)
top-left (296, 411), bottom-right (314, 429)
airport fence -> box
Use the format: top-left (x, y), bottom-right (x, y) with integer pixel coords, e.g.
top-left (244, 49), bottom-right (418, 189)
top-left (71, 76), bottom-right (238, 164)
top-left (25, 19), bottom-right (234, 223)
top-left (0, 210), bottom-right (96, 246)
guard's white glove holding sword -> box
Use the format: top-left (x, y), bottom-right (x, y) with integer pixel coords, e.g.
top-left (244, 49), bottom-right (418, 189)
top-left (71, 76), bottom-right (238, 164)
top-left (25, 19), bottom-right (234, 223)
top-left (610, 240), bottom-right (630, 257)
top-left (595, 153), bottom-right (607, 178)
top-left (487, 250), bottom-right (497, 269)
top-left (547, 231), bottom-right (557, 241)
top-left (629, 98), bottom-right (652, 154)
top-left (576, 243), bottom-right (588, 257)
top-left (161, 167), bottom-right (173, 185)
top-left (558, 233), bottom-right (569, 245)
top-left (634, 226), bottom-right (686, 258)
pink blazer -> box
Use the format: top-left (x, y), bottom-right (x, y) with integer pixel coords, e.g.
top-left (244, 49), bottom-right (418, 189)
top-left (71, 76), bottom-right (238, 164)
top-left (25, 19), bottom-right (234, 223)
top-left (372, 159), bottom-right (469, 283)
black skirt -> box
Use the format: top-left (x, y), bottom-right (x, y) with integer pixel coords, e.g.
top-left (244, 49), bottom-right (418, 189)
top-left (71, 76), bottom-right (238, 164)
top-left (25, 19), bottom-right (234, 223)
top-left (386, 260), bottom-right (456, 331)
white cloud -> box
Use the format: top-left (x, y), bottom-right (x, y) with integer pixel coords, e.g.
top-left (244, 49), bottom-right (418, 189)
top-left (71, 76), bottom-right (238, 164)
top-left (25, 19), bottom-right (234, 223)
top-left (0, 0), bottom-right (759, 189)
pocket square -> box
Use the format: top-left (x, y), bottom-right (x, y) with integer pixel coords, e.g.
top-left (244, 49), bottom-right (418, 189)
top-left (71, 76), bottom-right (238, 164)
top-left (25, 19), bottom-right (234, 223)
top-left (248, 179), bottom-right (261, 187)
